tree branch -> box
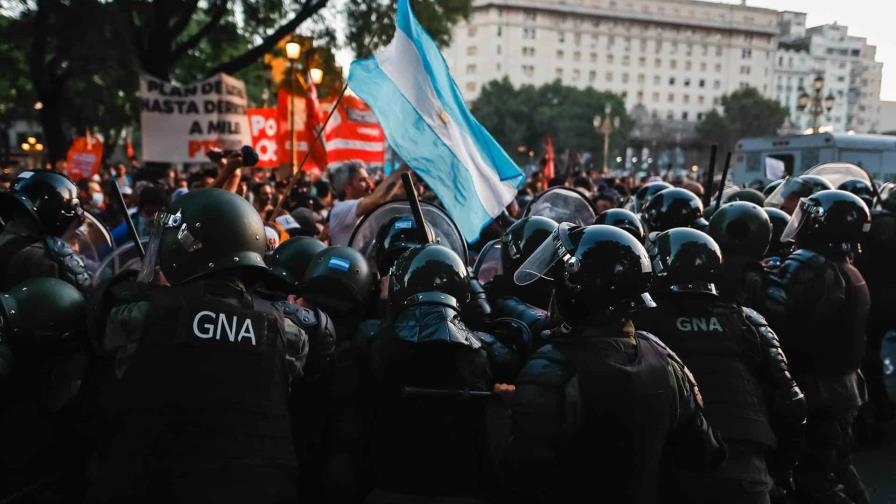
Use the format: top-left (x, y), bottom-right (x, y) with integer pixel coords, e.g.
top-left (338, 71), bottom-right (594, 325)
top-left (169, 0), bottom-right (201, 37)
top-left (170, 0), bottom-right (228, 62)
top-left (203, 0), bottom-right (328, 78)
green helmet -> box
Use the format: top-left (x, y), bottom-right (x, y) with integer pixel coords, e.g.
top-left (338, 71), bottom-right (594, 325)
top-left (269, 236), bottom-right (327, 290)
top-left (708, 202), bottom-right (772, 260)
top-left (724, 188), bottom-right (766, 207)
top-left (389, 243), bottom-right (469, 310)
top-left (500, 216), bottom-right (558, 273)
top-left (153, 188), bottom-right (268, 285)
top-left (651, 228), bottom-right (723, 296)
top-left (0, 277), bottom-right (86, 344)
top-left (303, 246), bottom-right (373, 313)
top-left (373, 216), bottom-right (428, 276)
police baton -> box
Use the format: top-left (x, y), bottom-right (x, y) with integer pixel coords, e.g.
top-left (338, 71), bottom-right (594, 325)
top-left (110, 182), bottom-right (145, 259)
top-left (401, 386), bottom-right (495, 400)
top-left (702, 144), bottom-right (718, 208)
top-left (401, 172), bottom-right (433, 244)
top-left (714, 151), bottom-right (733, 209)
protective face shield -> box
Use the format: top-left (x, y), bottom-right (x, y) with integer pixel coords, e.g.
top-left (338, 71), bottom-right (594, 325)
top-left (349, 200), bottom-right (468, 266)
top-left (765, 177), bottom-right (817, 215)
top-left (523, 187), bottom-right (595, 226)
top-left (91, 238), bottom-right (148, 288)
top-left (136, 210), bottom-right (173, 284)
top-left (63, 212), bottom-right (114, 267)
top-left (514, 223), bottom-right (577, 286)
top-left (472, 239), bottom-right (503, 285)
top-left (803, 163), bottom-right (872, 190)
top-left (779, 199), bottom-right (810, 243)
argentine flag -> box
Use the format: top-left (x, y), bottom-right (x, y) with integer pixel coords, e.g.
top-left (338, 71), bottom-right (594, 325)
top-left (348, 0), bottom-right (525, 243)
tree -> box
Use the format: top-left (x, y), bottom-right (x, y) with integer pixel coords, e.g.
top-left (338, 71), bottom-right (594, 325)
top-left (696, 87), bottom-right (788, 153)
top-left (471, 79), bottom-right (629, 168)
top-left (343, 0), bottom-right (472, 58)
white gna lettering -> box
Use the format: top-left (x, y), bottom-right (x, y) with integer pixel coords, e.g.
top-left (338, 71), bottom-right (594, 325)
top-left (192, 310), bottom-right (257, 346)
top-left (675, 317), bottom-right (723, 332)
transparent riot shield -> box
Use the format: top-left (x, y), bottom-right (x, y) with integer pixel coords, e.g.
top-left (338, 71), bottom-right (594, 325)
top-left (523, 187), bottom-right (595, 226)
top-left (471, 239), bottom-right (503, 285)
top-left (91, 238), bottom-right (148, 289)
top-left (803, 162), bottom-right (872, 189)
top-left (349, 200), bottom-right (469, 266)
top-left (65, 212), bottom-right (115, 276)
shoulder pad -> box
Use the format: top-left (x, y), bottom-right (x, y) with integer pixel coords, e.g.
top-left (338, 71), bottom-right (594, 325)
top-left (516, 345), bottom-right (573, 388)
top-left (44, 236), bottom-right (91, 291)
top-left (637, 331), bottom-right (703, 408)
top-left (274, 300), bottom-right (319, 329)
top-left (786, 249), bottom-right (827, 269)
top-left (741, 306), bottom-right (768, 327)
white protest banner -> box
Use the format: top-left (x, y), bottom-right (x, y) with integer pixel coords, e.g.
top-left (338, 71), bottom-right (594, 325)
top-left (139, 73), bottom-right (251, 163)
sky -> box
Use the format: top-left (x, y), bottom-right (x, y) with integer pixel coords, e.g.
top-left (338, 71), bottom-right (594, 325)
top-left (722, 0), bottom-right (895, 101)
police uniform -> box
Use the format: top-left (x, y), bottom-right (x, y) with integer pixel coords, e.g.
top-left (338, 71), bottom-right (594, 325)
top-left (88, 276), bottom-right (306, 503)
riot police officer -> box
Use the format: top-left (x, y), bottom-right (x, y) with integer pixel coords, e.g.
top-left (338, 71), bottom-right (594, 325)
top-left (764, 207), bottom-right (793, 262)
top-left (855, 182), bottom-right (896, 423)
top-left (635, 228), bottom-right (806, 504)
top-left (595, 208), bottom-right (645, 242)
top-left (765, 190), bottom-right (871, 504)
top-left (628, 181), bottom-right (673, 212)
top-left (708, 201), bottom-right (772, 309)
top-left (0, 278), bottom-right (90, 501)
top-left (507, 224), bottom-right (726, 503)
top-left (88, 188), bottom-right (307, 503)
top-left (366, 243), bottom-right (498, 503)
top-left (0, 171), bottom-right (90, 292)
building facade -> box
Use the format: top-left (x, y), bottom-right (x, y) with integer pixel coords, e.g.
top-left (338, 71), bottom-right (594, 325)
top-left (446, 0), bottom-right (884, 134)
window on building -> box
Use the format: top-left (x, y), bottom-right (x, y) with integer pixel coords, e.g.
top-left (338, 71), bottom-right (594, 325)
top-left (685, 61), bottom-right (692, 71)
top-left (682, 111), bottom-right (689, 120)
top-left (497, 45), bottom-right (501, 54)
top-left (700, 62), bottom-right (707, 72)
top-left (468, 27), bottom-right (477, 37)
top-left (683, 94), bottom-right (690, 103)
top-left (606, 71), bottom-right (614, 82)
top-left (702, 44), bottom-right (708, 56)
top-left (684, 78), bottom-right (691, 87)
top-left (669, 77), bottom-right (676, 85)
top-left (574, 33), bottom-right (582, 45)
top-left (608, 35), bottom-right (615, 48)
top-left (523, 28), bottom-right (536, 39)
top-left (638, 56), bottom-right (646, 67)
top-left (698, 95), bottom-right (705, 105)
top-left (608, 54), bottom-right (615, 64)
top-left (655, 40), bottom-right (663, 53)
top-left (557, 50), bottom-right (565, 59)
top-left (716, 46), bottom-right (723, 56)
top-left (556, 68), bottom-right (563, 78)
top-left (671, 42), bottom-right (678, 54)
top-left (522, 65), bottom-right (535, 77)
top-left (622, 73), bottom-right (630, 83)
top-left (497, 26), bottom-right (502, 37)
top-left (697, 111), bottom-right (704, 121)
top-left (715, 63), bottom-right (722, 72)
top-left (574, 51), bottom-right (581, 61)
top-left (666, 110), bottom-right (674, 120)
top-left (590, 52), bottom-right (597, 63)
top-left (467, 46), bottom-right (477, 56)
top-left (713, 80), bottom-right (721, 89)
top-left (686, 43), bottom-right (693, 56)
top-left (466, 64), bottom-right (476, 74)
top-left (670, 59), bottom-right (677, 70)
top-left (742, 48), bottom-right (752, 59)
top-left (589, 70), bottom-right (596, 82)
top-left (559, 31), bottom-right (565, 43)
top-left (466, 82), bottom-right (477, 92)
top-left (668, 93), bottom-right (675, 103)
top-left (622, 55), bottom-right (630, 66)
top-left (637, 73), bottom-right (645, 84)
top-left (655, 57), bottom-right (661, 67)
top-left (654, 75), bottom-right (661, 85)
top-left (653, 91), bottom-right (660, 102)
top-left (573, 69), bottom-right (581, 80)
top-left (739, 65), bottom-right (751, 75)
top-left (525, 11), bottom-right (536, 21)
top-left (713, 96), bottom-right (721, 105)
top-left (652, 109), bottom-right (659, 119)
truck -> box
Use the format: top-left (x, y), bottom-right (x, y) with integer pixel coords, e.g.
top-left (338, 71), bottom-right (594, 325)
top-left (731, 133), bottom-right (896, 185)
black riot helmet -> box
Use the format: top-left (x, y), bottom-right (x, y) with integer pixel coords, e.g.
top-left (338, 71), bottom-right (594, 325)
top-left (303, 246), bottom-right (373, 314)
top-left (0, 277), bottom-right (86, 344)
top-left (0, 170), bottom-right (82, 236)
top-left (724, 188), bottom-right (767, 207)
top-left (148, 188), bottom-right (268, 285)
top-left (389, 243), bottom-right (470, 310)
top-left (763, 179), bottom-right (784, 197)
top-left (650, 228), bottom-right (723, 296)
top-left (269, 236), bottom-right (327, 290)
top-left (837, 179), bottom-right (875, 209)
top-left (879, 182), bottom-right (896, 213)
top-left (764, 175), bottom-right (834, 215)
top-left (763, 207), bottom-right (793, 258)
top-left (708, 202), bottom-right (772, 260)
top-left (632, 181), bottom-right (673, 211)
top-left (595, 208), bottom-right (645, 242)
top-left (500, 216), bottom-right (559, 273)
top-left (642, 187), bottom-right (706, 233)
top-left (515, 224), bottom-right (654, 322)
top-left (781, 189), bottom-right (871, 254)
top-left (373, 216), bottom-right (427, 276)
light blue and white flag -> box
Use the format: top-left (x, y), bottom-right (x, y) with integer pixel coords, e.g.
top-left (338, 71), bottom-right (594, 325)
top-left (348, 0), bottom-right (525, 243)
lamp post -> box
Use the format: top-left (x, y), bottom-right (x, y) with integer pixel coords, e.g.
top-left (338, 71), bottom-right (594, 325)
top-left (285, 41), bottom-right (301, 175)
top-left (593, 103), bottom-right (620, 174)
top-left (797, 75), bottom-right (835, 134)
top-left (20, 136), bottom-right (44, 170)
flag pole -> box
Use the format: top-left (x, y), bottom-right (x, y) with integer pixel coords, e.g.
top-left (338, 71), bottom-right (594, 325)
top-left (271, 81), bottom-right (350, 219)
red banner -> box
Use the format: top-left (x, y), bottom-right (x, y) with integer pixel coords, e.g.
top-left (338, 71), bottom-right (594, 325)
top-left (277, 88), bottom-right (321, 171)
top-left (66, 136), bottom-right (103, 181)
top-left (323, 94), bottom-right (385, 165)
top-left (248, 107), bottom-right (280, 168)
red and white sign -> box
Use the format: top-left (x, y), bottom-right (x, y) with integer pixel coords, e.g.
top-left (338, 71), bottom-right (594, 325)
top-left (66, 135), bottom-right (103, 181)
top-left (248, 108), bottom-right (279, 168)
top-left (323, 95), bottom-right (385, 165)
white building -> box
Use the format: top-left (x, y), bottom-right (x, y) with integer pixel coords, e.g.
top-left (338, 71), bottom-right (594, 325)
top-left (774, 16), bottom-right (884, 133)
top-left (446, 0), bottom-right (883, 134)
top-left (445, 0), bottom-right (779, 124)
top-left (880, 101), bottom-right (896, 133)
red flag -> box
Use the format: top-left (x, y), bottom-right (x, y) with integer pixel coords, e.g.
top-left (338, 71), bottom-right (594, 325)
top-left (248, 108), bottom-right (280, 168)
top-left (544, 135), bottom-right (555, 180)
top-left (66, 134), bottom-right (103, 181)
top-left (323, 94), bottom-right (386, 165)
top-left (305, 74), bottom-right (328, 169)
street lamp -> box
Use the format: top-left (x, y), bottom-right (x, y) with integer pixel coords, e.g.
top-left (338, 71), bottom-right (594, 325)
top-left (796, 74), bottom-right (835, 134)
top-left (593, 103), bottom-right (620, 174)
top-left (20, 136), bottom-right (44, 169)
top-left (285, 41), bottom-right (302, 175)
top-left (310, 67), bottom-right (324, 86)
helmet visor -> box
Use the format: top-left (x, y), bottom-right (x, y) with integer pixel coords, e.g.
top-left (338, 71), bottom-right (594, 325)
top-left (514, 227), bottom-right (565, 285)
top-left (472, 239), bottom-right (503, 285)
top-left (764, 177), bottom-right (811, 214)
top-left (804, 163), bottom-right (871, 189)
top-left (779, 200), bottom-right (809, 243)
top-left (525, 187), bottom-right (595, 226)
